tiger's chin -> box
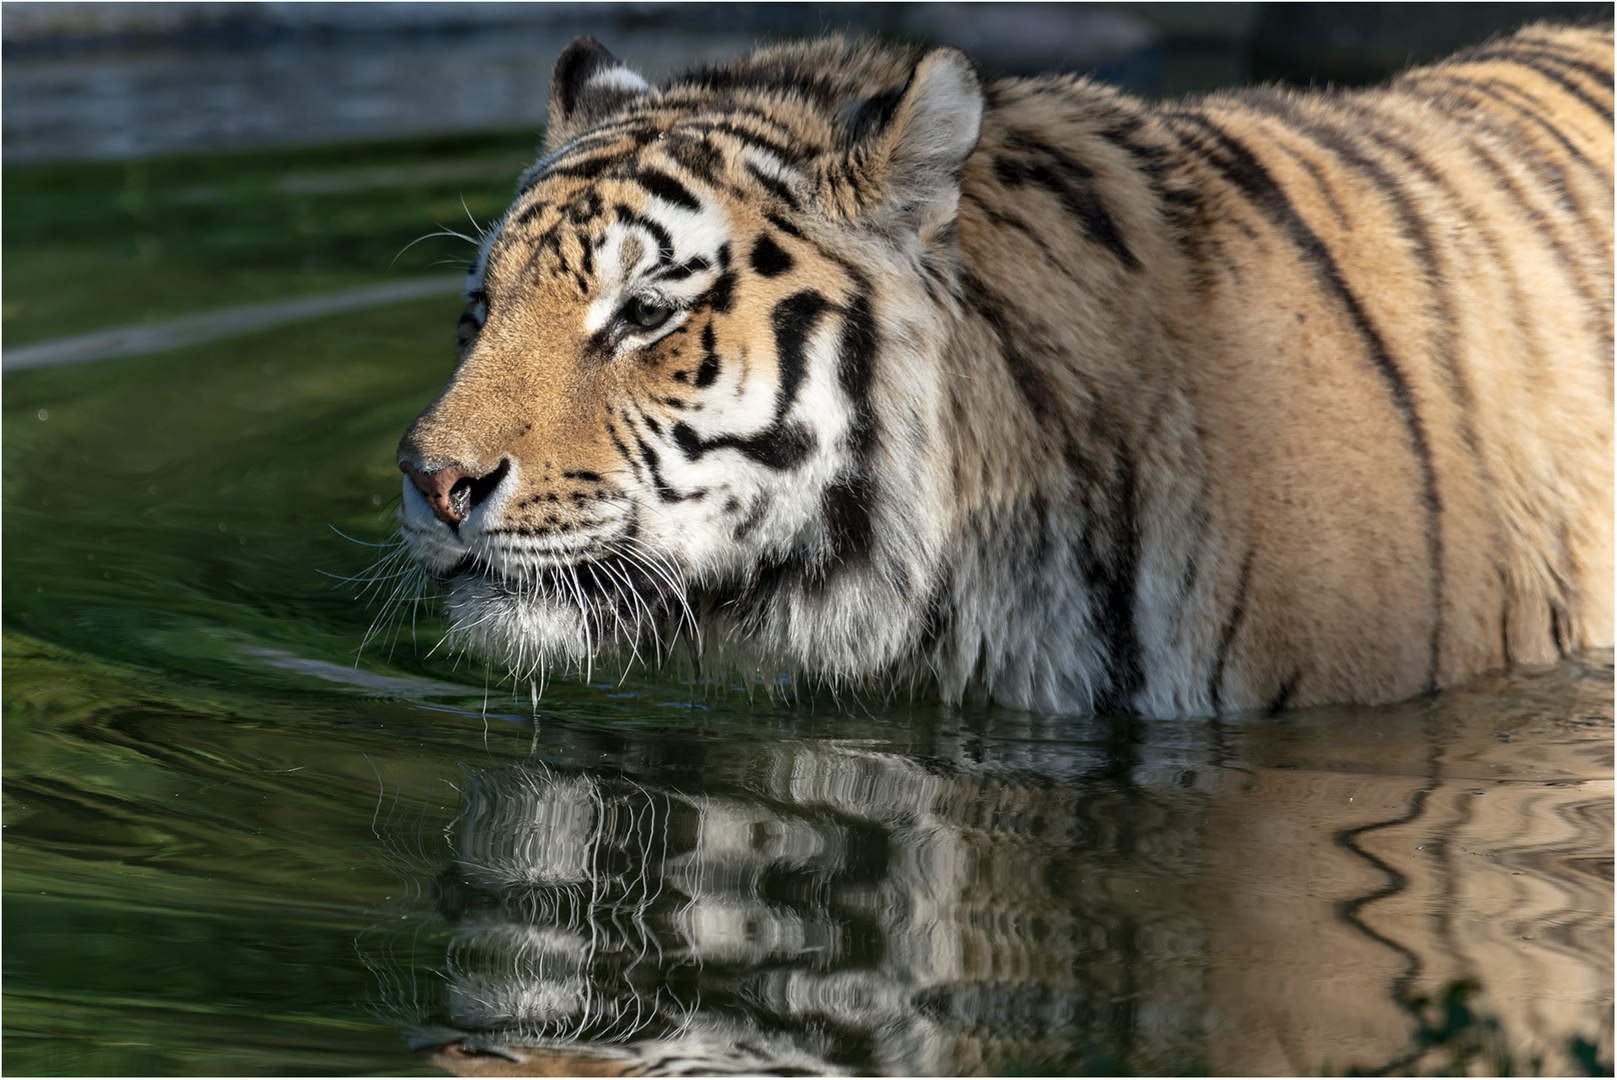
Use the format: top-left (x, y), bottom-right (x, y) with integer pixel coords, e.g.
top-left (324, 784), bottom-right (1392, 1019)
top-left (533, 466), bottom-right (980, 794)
top-left (442, 579), bottom-right (593, 675)
top-left (435, 559), bottom-right (685, 680)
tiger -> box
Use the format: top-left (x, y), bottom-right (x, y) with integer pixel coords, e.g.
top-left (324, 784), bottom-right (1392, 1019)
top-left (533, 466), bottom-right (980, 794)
top-left (394, 22), bottom-right (1614, 717)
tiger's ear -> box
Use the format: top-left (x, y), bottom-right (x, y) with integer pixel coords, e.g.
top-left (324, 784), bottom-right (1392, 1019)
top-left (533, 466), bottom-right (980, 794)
top-left (547, 36), bottom-right (650, 143)
top-left (832, 47), bottom-right (983, 238)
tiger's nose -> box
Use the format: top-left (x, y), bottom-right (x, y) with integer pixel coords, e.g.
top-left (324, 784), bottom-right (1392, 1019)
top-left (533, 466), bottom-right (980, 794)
top-left (400, 460), bottom-right (508, 526)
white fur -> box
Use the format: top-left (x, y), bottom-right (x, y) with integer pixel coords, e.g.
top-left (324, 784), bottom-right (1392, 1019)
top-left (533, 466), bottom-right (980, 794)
top-left (587, 65), bottom-right (650, 95)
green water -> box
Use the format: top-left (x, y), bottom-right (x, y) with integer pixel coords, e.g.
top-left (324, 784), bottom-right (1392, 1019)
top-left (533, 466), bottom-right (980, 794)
top-left (4, 139), bottom-right (1612, 1077)
top-left (2, 132), bottom-right (538, 347)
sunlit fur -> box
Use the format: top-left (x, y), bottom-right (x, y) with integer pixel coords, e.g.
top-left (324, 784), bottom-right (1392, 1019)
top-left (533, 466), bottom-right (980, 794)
top-left (395, 24), bottom-right (1613, 717)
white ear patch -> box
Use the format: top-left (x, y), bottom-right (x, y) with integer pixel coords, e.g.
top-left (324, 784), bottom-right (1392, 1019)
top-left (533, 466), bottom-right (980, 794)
top-left (588, 66), bottom-right (651, 95)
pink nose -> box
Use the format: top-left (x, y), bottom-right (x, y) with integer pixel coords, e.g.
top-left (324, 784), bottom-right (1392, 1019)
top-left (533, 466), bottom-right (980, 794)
top-left (401, 462), bottom-right (477, 526)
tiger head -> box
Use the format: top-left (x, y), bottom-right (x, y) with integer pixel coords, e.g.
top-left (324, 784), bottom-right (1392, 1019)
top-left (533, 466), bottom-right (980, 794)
top-left (397, 37), bottom-right (984, 684)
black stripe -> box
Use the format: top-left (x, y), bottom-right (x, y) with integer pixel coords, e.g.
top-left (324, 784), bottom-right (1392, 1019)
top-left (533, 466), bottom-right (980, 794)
top-left (1465, 138), bottom-right (1611, 347)
top-left (1241, 95), bottom-right (1480, 437)
top-left (517, 126), bottom-right (650, 193)
top-left (669, 290), bottom-right (829, 470)
top-left (821, 476), bottom-right (874, 565)
top-left (1073, 443), bottom-right (1143, 716)
top-left (652, 254), bottom-right (711, 282)
top-left (764, 211), bottom-right (804, 239)
top-left (961, 191), bottom-right (1094, 290)
top-left (700, 271), bottom-right (735, 314)
top-left (604, 415), bottom-right (642, 486)
top-left (1139, 121), bottom-right (1258, 264)
top-left (1208, 548), bottom-right (1253, 715)
top-left (1408, 73), bottom-right (1604, 185)
top-left (511, 199), bottom-right (551, 229)
top-left (991, 133), bottom-right (1141, 271)
top-left (766, 292), bottom-right (824, 432)
top-left (613, 204), bottom-right (674, 263)
top-left (749, 233), bottom-right (794, 277)
top-left (959, 271), bottom-right (1060, 424)
top-left (746, 162), bottom-right (802, 212)
top-left (1549, 600), bottom-right (1569, 657)
top-left (1166, 111), bottom-right (1446, 692)
top-left (689, 120), bottom-right (804, 165)
top-left (1460, 47), bottom-right (1613, 122)
top-left (845, 82), bottom-right (909, 143)
top-left (627, 422), bottom-right (696, 503)
top-left (837, 285), bottom-right (880, 461)
top-left (1266, 138), bottom-right (1351, 230)
top-left (833, 285), bottom-right (883, 569)
top-left (637, 168), bottom-right (703, 213)
top-left (694, 322), bottom-right (721, 388)
top-left (1266, 669), bottom-right (1302, 715)
top-left (781, 275), bottom-right (885, 575)
top-left (665, 134), bottom-right (723, 184)
top-left (544, 153), bottom-right (627, 182)
top-left (672, 419), bottom-right (815, 470)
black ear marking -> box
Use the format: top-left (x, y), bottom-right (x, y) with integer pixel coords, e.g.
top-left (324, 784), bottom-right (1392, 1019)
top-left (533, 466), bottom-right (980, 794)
top-left (841, 81), bottom-right (909, 144)
top-left (549, 35), bottom-right (651, 136)
top-left (552, 36), bottom-right (619, 118)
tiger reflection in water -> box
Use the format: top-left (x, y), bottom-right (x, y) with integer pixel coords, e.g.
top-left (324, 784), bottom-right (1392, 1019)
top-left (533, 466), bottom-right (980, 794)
top-left (382, 685), bottom-right (1612, 1077)
top-left (411, 746), bottom-right (1173, 1076)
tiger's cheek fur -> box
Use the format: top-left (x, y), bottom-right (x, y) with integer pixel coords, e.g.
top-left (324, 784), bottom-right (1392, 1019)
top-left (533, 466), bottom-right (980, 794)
top-left (610, 245), bottom-right (857, 577)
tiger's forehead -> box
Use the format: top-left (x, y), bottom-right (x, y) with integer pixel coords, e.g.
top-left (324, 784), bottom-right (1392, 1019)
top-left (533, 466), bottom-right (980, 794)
top-left (482, 175), bottom-right (732, 293)
top-left (478, 136), bottom-right (790, 294)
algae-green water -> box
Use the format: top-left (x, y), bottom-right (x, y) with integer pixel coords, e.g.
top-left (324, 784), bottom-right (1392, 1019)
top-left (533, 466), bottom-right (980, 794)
top-left (4, 138), bottom-right (1611, 1077)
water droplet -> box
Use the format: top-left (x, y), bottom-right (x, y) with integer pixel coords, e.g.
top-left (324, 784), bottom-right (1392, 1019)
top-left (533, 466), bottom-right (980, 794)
top-left (36, 408), bottom-right (48, 421)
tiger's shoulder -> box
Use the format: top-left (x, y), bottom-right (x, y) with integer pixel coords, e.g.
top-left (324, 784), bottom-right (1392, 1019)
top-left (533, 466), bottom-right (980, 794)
top-left (935, 19), bottom-right (1613, 713)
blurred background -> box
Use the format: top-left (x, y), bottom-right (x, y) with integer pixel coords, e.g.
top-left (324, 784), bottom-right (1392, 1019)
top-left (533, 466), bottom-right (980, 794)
top-left (7, 1), bottom-right (1614, 162)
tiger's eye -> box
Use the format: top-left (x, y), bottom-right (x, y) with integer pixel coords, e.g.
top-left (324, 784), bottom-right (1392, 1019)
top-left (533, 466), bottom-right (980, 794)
top-left (627, 297), bottom-right (673, 329)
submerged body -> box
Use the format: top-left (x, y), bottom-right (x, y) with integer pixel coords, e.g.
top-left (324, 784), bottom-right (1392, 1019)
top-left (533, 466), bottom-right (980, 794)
top-left (396, 24), bottom-right (1614, 716)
